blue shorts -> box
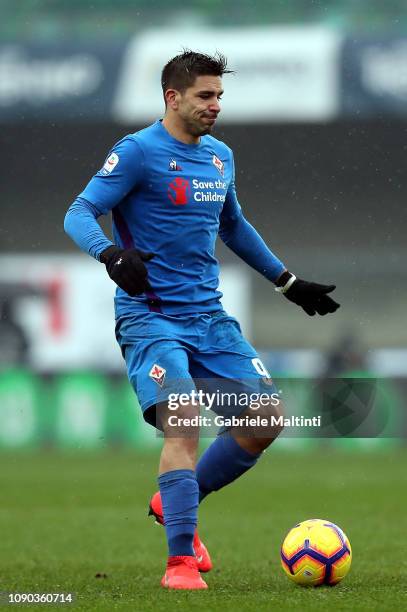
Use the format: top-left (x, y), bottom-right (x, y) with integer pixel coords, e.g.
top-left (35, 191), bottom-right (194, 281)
top-left (115, 310), bottom-right (276, 428)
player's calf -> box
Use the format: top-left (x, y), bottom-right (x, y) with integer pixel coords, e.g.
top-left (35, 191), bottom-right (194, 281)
top-left (157, 399), bottom-right (201, 473)
top-left (156, 400), bottom-right (203, 578)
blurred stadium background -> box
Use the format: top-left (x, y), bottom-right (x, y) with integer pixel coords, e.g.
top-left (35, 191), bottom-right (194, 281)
top-left (1, 0), bottom-right (406, 451)
top-left (1, 2), bottom-right (407, 608)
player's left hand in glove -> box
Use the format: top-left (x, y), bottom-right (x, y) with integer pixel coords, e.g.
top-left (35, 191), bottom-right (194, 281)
top-left (275, 271), bottom-right (340, 316)
top-left (100, 245), bottom-right (155, 296)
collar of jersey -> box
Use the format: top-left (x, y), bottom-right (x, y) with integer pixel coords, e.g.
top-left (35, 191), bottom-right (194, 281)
top-left (157, 119), bottom-right (204, 150)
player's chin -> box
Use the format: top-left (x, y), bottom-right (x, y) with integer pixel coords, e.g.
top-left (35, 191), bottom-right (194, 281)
top-left (199, 123), bottom-right (216, 135)
top-left (199, 126), bottom-right (213, 135)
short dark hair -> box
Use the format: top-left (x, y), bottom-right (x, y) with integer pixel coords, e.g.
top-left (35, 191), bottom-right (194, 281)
top-left (161, 50), bottom-right (233, 100)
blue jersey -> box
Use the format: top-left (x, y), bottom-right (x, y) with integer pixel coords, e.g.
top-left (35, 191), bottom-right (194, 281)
top-left (65, 120), bottom-right (285, 317)
top-left (80, 120), bottom-right (240, 315)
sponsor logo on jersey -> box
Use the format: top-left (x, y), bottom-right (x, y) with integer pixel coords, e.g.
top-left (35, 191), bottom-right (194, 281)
top-left (167, 177), bottom-right (228, 205)
top-left (192, 178), bottom-right (227, 202)
top-left (169, 158), bottom-right (182, 171)
top-left (168, 177), bottom-right (191, 205)
top-left (212, 155), bottom-right (224, 177)
top-left (100, 152), bottom-right (119, 175)
top-left (149, 364), bottom-right (166, 386)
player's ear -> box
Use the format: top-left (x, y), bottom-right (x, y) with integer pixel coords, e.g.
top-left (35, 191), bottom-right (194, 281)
top-left (165, 88), bottom-right (180, 110)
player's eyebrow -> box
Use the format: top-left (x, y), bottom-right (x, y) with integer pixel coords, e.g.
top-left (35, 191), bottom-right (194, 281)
top-left (196, 89), bottom-right (224, 96)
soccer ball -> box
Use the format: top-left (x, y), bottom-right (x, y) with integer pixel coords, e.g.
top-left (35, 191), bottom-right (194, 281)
top-left (280, 519), bottom-right (352, 586)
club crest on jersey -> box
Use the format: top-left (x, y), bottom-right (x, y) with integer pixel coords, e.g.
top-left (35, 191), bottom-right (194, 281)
top-left (149, 364), bottom-right (166, 386)
top-left (169, 158), bottom-right (182, 171)
top-left (212, 155), bottom-right (224, 177)
top-left (100, 152), bottom-right (119, 175)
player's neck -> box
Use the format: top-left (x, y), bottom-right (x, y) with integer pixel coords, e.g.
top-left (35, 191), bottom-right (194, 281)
top-left (161, 116), bottom-right (200, 146)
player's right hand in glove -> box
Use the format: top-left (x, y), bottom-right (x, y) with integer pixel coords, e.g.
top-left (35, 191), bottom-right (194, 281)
top-left (100, 245), bottom-right (155, 296)
top-left (275, 271), bottom-right (340, 316)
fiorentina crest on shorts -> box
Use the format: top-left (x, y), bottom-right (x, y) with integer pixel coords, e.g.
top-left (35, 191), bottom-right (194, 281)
top-left (212, 155), bottom-right (224, 177)
top-left (149, 364), bottom-right (166, 386)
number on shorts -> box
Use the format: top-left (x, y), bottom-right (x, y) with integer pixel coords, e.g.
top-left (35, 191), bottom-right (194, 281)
top-left (251, 357), bottom-right (271, 378)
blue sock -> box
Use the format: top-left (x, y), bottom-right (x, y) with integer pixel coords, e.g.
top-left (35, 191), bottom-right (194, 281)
top-left (196, 435), bottom-right (261, 503)
top-left (158, 469), bottom-right (198, 557)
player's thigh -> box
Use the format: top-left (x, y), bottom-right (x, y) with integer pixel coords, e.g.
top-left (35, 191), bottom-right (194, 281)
top-left (158, 399), bottom-right (201, 441)
top-left (129, 341), bottom-right (198, 428)
top-left (193, 311), bottom-right (266, 375)
top-left (191, 311), bottom-right (282, 420)
top-left (116, 324), bottom-right (195, 428)
top-left (191, 311), bottom-right (276, 389)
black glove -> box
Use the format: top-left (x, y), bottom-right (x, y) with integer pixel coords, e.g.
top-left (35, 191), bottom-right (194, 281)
top-left (100, 246), bottom-right (154, 296)
top-left (276, 271), bottom-right (340, 316)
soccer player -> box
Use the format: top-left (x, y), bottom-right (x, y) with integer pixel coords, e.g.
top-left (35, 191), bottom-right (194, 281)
top-left (64, 50), bottom-right (339, 590)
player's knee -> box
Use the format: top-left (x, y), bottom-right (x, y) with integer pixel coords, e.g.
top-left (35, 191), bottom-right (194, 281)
top-left (271, 400), bottom-right (285, 438)
top-left (230, 398), bottom-right (285, 454)
top-left (251, 405), bottom-right (285, 452)
top-left (251, 398), bottom-right (285, 439)
top-left (158, 400), bottom-right (200, 439)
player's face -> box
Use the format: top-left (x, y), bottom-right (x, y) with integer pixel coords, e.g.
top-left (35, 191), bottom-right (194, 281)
top-left (178, 75), bottom-right (223, 137)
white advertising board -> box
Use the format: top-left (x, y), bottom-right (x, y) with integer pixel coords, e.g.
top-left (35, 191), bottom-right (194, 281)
top-left (0, 255), bottom-right (250, 372)
top-left (114, 27), bottom-right (341, 123)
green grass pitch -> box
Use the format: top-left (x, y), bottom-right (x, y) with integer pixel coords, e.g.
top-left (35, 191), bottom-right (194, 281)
top-left (1, 447), bottom-right (406, 611)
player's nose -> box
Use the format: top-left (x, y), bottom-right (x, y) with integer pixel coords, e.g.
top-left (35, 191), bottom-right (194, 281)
top-left (209, 100), bottom-right (221, 113)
